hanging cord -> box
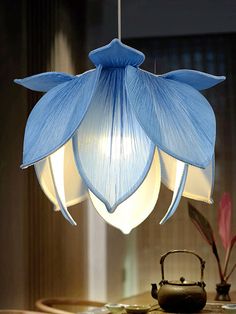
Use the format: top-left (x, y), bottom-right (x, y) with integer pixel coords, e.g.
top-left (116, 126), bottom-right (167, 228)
top-left (118, 0), bottom-right (122, 40)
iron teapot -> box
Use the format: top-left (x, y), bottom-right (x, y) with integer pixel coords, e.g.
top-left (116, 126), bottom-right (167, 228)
top-left (151, 250), bottom-right (207, 313)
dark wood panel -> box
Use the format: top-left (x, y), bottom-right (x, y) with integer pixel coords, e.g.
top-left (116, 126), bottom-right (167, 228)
top-left (25, 0), bottom-right (88, 309)
top-left (0, 0), bottom-right (28, 308)
top-left (0, 0), bottom-right (88, 309)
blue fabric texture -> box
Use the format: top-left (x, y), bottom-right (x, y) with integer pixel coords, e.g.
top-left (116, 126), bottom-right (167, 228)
top-left (125, 67), bottom-right (216, 168)
top-left (14, 39), bottom-right (225, 227)
top-left (21, 68), bottom-right (101, 168)
top-left (161, 69), bottom-right (225, 91)
top-left (72, 68), bottom-right (154, 212)
top-left (14, 72), bottom-right (75, 92)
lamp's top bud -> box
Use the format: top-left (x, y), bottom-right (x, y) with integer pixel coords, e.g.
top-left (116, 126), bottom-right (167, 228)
top-left (89, 38), bottom-right (145, 68)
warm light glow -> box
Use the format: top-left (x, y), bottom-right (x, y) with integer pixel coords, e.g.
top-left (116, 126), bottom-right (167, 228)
top-left (100, 135), bottom-right (133, 158)
top-left (49, 146), bottom-right (66, 207)
top-left (89, 150), bottom-right (161, 234)
top-left (34, 140), bottom-right (87, 212)
top-left (160, 150), bottom-right (214, 203)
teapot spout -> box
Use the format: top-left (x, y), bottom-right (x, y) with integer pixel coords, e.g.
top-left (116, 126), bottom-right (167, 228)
top-left (151, 283), bottom-right (158, 300)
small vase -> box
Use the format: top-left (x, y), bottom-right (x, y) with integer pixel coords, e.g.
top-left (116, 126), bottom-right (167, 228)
top-left (215, 282), bottom-right (231, 301)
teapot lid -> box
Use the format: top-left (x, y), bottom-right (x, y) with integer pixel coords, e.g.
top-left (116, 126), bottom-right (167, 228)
top-left (164, 277), bottom-right (202, 286)
top-left (167, 280), bottom-right (197, 286)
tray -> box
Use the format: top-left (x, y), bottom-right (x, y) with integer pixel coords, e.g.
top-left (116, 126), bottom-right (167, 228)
top-left (151, 302), bottom-right (224, 313)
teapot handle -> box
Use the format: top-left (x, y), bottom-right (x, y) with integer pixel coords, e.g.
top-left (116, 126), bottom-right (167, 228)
top-left (160, 249), bottom-right (205, 282)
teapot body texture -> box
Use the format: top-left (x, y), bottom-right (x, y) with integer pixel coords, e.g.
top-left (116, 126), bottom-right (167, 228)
top-left (158, 281), bottom-right (206, 313)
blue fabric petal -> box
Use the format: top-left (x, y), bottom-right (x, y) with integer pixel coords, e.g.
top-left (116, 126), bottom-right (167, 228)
top-left (161, 69), bottom-right (225, 91)
top-left (126, 66), bottom-right (216, 168)
top-left (159, 161), bottom-right (188, 224)
top-left (14, 72), bottom-right (75, 92)
top-left (89, 38), bottom-right (145, 68)
top-left (73, 68), bottom-right (155, 212)
top-left (21, 68), bottom-right (101, 168)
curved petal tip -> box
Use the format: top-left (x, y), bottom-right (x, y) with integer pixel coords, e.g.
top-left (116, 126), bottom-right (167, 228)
top-left (162, 69), bottom-right (226, 91)
top-left (49, 148), bottom-right (77, 226)
top-left (14, 72), bottom-right (75, 92)
top-left (160, 161), bottom-right (188, 224)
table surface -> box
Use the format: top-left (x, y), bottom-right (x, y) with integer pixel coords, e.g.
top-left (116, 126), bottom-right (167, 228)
top-left (33, 291), bottom-right (236, 314)
top-left (119, 291), bottom-right (236, 314)
top-left (120, 291), bottom-right (236, 304)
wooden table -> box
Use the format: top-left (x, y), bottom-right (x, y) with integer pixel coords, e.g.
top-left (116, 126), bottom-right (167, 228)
top-left (120, 303), bottom-right (229, 313)
top-left (34, 291), bottom-right (236, 314)
top-left (120, 291), bottom-right (236, 314)
top-left (120, 291), bottom-right (236, 305)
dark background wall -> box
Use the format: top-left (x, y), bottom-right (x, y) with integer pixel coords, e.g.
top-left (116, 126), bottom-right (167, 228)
top-left (86, 0), bottom-right (236, 49)
top-left (0, 0), bottom-right (89, 309)
top-left (0, 0), bottom-right (27, 308)
top-left (124, 33), bottom-right (236, 296)
top-left (0, 0), bottom-right (236, 309)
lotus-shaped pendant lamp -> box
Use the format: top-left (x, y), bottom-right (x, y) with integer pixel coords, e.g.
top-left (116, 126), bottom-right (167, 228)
top-left (14, 39), bottom-right (225, 234)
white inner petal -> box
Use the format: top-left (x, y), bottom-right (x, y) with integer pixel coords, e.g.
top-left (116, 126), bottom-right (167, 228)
top-left (34, 139), bottom-right (87, 211)
top-left (160, 150), bottom-right (214, 203)
top-left (160, 160), bottom-right (188, 225)
top-left (49, 146), bottom-right (77, 225)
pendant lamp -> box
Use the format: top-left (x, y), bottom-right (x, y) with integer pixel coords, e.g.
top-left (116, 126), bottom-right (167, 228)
top-left (14, 38), bottom-right (225, 233)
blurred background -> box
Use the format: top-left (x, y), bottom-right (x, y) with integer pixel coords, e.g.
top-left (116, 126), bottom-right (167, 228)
top-left (0, 0), bottom-right (236, 310)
